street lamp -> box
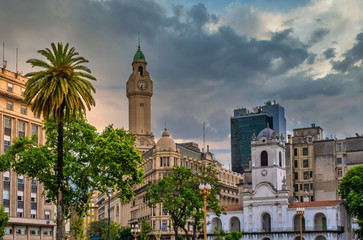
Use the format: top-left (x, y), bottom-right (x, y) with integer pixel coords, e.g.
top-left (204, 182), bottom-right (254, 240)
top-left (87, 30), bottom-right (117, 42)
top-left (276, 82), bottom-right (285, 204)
top-left (131, 224), bottom-right (140, 240)
top-left (107, 187), bottom-right (113, 240)
top-left (296, 207), bottom-right (305, 240)
top-left (199, 183), bottom-right (211, 240)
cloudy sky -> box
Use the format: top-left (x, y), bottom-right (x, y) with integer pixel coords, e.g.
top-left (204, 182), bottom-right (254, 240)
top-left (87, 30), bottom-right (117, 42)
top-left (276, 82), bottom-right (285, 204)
top-left (1, 0), bottom-right (363, 167)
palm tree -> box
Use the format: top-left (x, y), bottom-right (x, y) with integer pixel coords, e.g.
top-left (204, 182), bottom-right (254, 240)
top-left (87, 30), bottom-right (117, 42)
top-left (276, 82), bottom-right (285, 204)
top-left (24, 42), bottom-right (96, 240)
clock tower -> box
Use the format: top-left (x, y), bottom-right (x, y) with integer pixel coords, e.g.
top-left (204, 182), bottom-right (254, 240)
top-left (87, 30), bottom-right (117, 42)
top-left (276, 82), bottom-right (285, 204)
top-left (127, 43), bottom-right (155, 153)
top-left (251, 127), bottom-right (286, 191)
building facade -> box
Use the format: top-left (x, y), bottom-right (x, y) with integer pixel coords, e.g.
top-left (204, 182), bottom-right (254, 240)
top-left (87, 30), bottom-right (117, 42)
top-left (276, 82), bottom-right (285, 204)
top-left (285, 124), bottom-right (363, 202)
top-left (231, 101), bottom-right (286, 174)
top-left (207, 127), bottom-right (352, 240)
top-left (0, 68), bottom-right (56, 239)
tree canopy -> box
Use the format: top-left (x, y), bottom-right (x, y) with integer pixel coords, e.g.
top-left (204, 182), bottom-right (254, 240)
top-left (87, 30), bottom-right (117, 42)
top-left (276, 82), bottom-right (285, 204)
top-left (86, 219), bottom-right (132, 240)
top-left (339, 165), bottom-right (363, 238)
top-left (146, 165), bottom-right (223, 240)
top-left (0, 117), bottom-right (144, 220)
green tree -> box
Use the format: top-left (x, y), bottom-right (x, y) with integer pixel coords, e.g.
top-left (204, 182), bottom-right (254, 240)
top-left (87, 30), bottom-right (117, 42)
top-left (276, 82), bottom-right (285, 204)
top-left (140, 219), bottom-right (152, 240)
top-left (117, 227), bottom-right (132, 240)
top-left (146, 165), bottom-right (223, 240)
top-left (214, 229), bottom-right (243, 240)
top-left (339, 165), bottom-right (363, 238)
top-left (0, 118), bottom-right (144, 235)
top-left (24, 42), bottom-right (96, 240)
top-left (0, 205), bottom-right (9, 239)
top-left (87, 219), bottom-right (127, 240)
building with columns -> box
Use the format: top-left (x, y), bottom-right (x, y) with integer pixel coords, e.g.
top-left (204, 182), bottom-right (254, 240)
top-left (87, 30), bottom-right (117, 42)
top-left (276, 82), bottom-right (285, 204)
top-left (207, 127), bottom-right (352, 240)
top-left (0, 68), bottom-right (56, 239)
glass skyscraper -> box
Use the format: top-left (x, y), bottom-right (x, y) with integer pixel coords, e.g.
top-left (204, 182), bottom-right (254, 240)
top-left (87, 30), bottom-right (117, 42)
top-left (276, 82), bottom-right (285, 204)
top-left (231, 101), bottom-right (286, 173)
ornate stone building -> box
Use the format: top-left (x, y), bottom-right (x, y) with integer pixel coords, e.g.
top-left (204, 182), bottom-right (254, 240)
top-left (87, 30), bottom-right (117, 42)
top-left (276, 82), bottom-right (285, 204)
top-left (0, 68), bottom-right (56, 239)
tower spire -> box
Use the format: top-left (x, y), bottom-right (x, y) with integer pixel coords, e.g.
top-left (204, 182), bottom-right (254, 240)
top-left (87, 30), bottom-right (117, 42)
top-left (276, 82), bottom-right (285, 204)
top-left (138, 32), bottom-right (141, 50)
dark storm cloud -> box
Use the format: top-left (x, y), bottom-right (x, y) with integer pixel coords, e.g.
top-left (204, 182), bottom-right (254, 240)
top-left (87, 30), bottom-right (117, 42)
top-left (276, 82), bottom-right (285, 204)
top-left (323, 48), bottom-right (336, 59)
top-left (332, 32), bottom-right (363, 72)
top-left (308, 28), bottom-right (330, 45)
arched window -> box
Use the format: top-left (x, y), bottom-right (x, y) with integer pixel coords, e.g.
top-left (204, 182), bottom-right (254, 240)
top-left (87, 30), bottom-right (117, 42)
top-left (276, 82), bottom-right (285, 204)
top-left (262, 213), bottom-right (271, 232)
top-left (138, 66), bottom-right (143, 76)
top-left (314, 213), bottom-right (327, 230)
top-left (261, 151), bottom-right (268, 166)
top-left (294, 215), bottom-right (305, 231)
top-left (230, 217), bottom-right (240, 232)
top-left (279, 151), bottom-right (282, 167)
top-left (211, 217), bottom-right (222, 232)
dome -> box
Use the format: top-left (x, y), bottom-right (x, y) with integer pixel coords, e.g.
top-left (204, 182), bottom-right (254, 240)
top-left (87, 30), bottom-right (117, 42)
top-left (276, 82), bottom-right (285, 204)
top-left (156, 128), bottom-right (176, 151)
top-left (256, 127), bottom-right (277, 140)
top-left (133, 45), bottom-right (145, 61)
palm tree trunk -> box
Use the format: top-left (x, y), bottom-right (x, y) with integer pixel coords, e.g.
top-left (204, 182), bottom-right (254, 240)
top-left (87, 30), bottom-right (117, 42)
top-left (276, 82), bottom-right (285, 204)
top-left (56, 110), bottom-right (64, 240)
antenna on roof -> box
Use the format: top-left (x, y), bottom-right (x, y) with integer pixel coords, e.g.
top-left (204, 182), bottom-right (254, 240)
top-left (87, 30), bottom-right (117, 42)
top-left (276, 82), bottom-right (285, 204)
top-left (16, 48), bottom-right (18, 77)
top-left (203, 122), bottom-right (206, 153)
top-left (1, 42), bottom-right (6, 70)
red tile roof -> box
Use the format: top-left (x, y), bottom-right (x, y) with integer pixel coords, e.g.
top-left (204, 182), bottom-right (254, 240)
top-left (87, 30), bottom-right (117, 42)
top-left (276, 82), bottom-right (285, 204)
top-left (288, 200), bottom-right (344, 208)
top-left (223, 205), bottom-right (243, 211)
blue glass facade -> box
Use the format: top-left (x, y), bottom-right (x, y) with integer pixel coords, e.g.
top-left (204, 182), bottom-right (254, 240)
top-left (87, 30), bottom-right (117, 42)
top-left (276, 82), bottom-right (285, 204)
top-left (230, 102), bottom-right (286, 173)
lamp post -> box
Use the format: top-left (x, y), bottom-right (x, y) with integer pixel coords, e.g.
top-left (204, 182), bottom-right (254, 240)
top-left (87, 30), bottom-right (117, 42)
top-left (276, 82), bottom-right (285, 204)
top-left (296, 207), bottom-right (305, 240)
top-left (107, 187), bottom-right (113, 240)
top-left (131, 224), bottom-right (140, 240)
top-left (199, 183), bottom-right (211, 240)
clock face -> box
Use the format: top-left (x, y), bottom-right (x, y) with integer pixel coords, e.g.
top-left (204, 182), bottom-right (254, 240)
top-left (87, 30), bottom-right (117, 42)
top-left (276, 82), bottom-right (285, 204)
top-left (261, 169), bottom-right (268, 176)
top-left (137, 80), bottom-right (148, 90)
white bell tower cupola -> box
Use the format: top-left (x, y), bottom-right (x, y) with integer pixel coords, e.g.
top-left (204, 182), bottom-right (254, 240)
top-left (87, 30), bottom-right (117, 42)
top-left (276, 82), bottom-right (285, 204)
top-left (251, 128), bottom-right (286, 191)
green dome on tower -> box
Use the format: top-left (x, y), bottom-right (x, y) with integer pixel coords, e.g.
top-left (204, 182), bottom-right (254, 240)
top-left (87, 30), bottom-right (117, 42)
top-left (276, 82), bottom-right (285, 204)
top-left (133, 45), bottom-right (145, 61)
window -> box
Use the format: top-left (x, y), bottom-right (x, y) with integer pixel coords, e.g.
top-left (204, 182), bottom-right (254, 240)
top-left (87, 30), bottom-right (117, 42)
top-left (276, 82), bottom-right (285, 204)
top-left (161, 220), bottom-right (168, 230)
top-left (18, 175), bottom-right (24, 183)
top-left (304, 171), bottom-right (309, 179)
top-left (153, 221), bottom-right (156, 230)
top-left (34, 112), bottom-right (40, 119)
top-left (294, 160), bottom-right (298, 168)
top-left (3, 189), bottom-right (10, 200)
top-left (6, 101), bottom-right (13, 110)
top-left (162, 206), bottom-right (168, 215)
top-left (16, 228), bottom-right (26, 235)
top-left (310, 171), bottom-right (313, 178)
top-left (337, 158), bottom-right (342, 164)
top-left (140, 140), bottom-right (144, 146)
top-left (310, 183), bottom-right (313, 189)
top-left (21, 88), bottom-right (25, 96)
top-left (17, 211), bottom-right (23, 218)
top-left (17, 196), bottom-right (24, 201)
top-left (43, 230), bottom-right (52, 236)
top-left (294, 184), bottom-right (298, 192)
top-left (300, 184), bottom-right (303, 190)
top-left (138, 66), bottom-right (143, 76)
top-left (304, 184), bottom-right (309, 191)
top-left (32, 125), bottom-right (38, 143)
top-left (337, 168), bottom-right (342, 177)
top-left (279, 152), bottom-right (282, 167)
top-left (7, 83), bottom-right (13, 92)
top-left (31, 209), bottom-right (37, 218)
top-left (303, 159), bottom-right (309, 168)
top-left (294, 148), bottom-right (298, 156)
top-left (30, 229), bottom-right (39, 235)
top-left (261, 151), bottom-right (268, 166)
top-left (5, 227), bottom-right (12, 234)
top-left (21, 106), bottom-right (27, 114)
top-left (343, 154), bottom-right (347, 163)
top-left (45, 211), bottom-right (51, 219)
top-left (336, 143), bottom-right (342, 152)
top-left (18, 121), bottom-right (25, 137)
top-left (294, 172), bottom-right (298, 180)
top-left (3, 171), bottom-right (10, 182)
top-left (303, 148), bottom-right (308, 156)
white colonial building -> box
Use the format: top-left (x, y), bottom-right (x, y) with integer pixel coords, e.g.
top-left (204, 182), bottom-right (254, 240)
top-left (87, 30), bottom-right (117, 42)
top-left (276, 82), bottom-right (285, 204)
top-left (207, 128), bottom-right (352, 240)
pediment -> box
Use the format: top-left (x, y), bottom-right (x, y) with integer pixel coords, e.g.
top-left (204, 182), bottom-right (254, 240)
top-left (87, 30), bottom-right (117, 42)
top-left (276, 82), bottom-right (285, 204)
top-left (252, 182), bottom-right (277, 198)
